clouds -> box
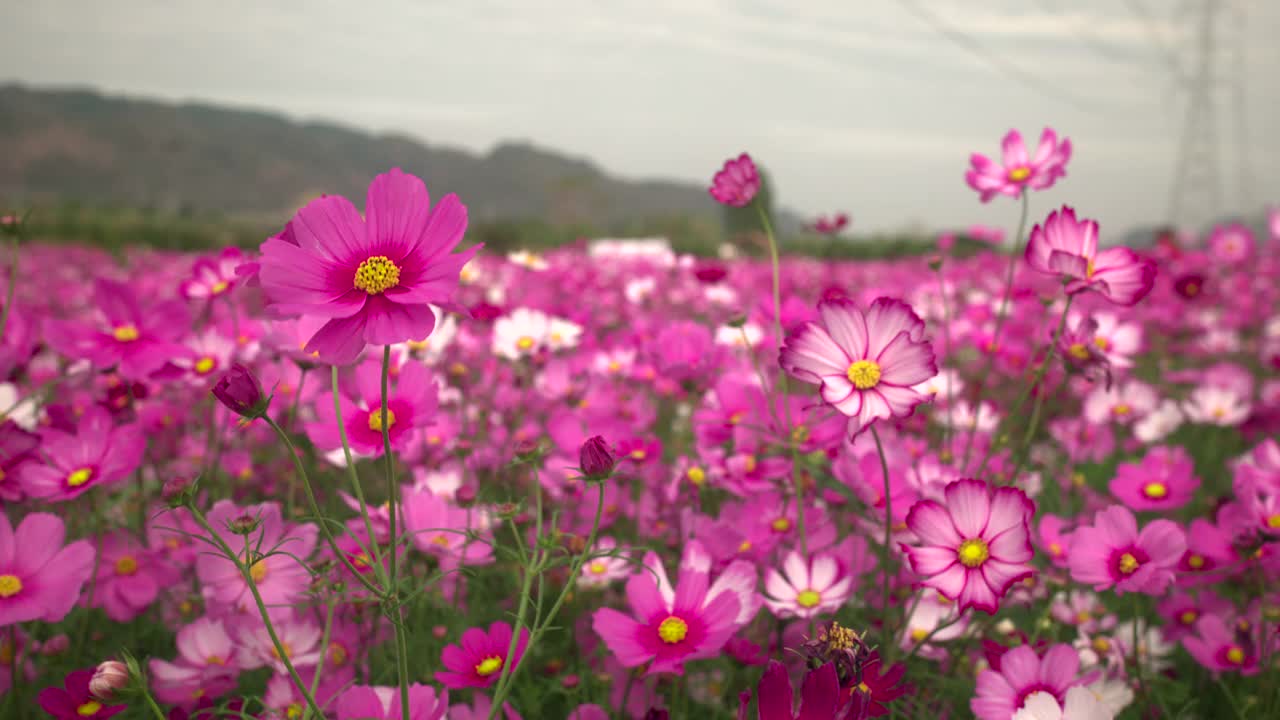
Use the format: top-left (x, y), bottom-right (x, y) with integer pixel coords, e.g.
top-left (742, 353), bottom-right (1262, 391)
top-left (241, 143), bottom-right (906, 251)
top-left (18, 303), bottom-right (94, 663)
top-left (0, 0), bottom-right (1275, 233)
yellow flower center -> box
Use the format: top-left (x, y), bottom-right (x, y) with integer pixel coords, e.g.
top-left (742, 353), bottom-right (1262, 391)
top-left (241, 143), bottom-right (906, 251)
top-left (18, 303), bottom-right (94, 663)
top-left (1118, 552), bottom-right (1140, 574)
top-left (1071, 472), bottom-right (1086, 487)
top-left (1187, 554), bottom-right (1205, 569)
top-left (250, 559), bottom-right (268, 583)
top-left (728, 411), bottom-right (744, 425)
top-left (686, 467), bottom-right (706, 485)
top-left (630, 449), bottom-right (647, 461)
top-left (1049, 542), bottom-right (1063, 557)
top-left (271, 642), bottom-right (293, 661)
top-left (857, 681), bottom-right (871, 694)
top-left (738, 540), bottom-right (752, 553)
top-left (115, 555), bottom-right (139, 576)
top-left (286, 704), bottom-right (303, 720)
top-left (1092, 637), bottom-right (1112, 653)
top-left (368, 407), bottom-right (397, 432)
top-left (77, 701), bottom-right (102, 717)
top-left (352, 552), bottom-right (371, 568)
top-left (771, 517), bottom-right (792, 533)
top-left (0, 574), bottom-right (22, 598)
top-left (588, 561), bottom-right (608, 575)
top-left (743, 454), bottom-right (758, 473)
top-left (194, 356), bottom-right (216, 374)
top-left (1267, 514), bottom-right (1280, 529)
top-left (206, 654), bottom-right (225, 665)
top-left (431, 535), bottom-right (450, 547)
top-left (353, 255), bottom-right (401, 294)
top-left (1076, 610), bottom-right (1091, 624)
top-left (1086, 259), bottom-right (1096, 278)
top-left (1225, 646), bottom-right (1245, 665)
top-left (791, 425), bottom-right (810, 444)
top-left (66, 467), bottom-right (95, 487)
top-left (846, 359), bottom-right (882, 390)
top-left (1143, 482), bottom-right (1168, 499)
top-left (1008, 166), bottom-right (1031, 182)
top-left (957, 538), bottom-right (990, 568)
top-left (330, 642), bottom-right (349, 666)
top-left (796, 589), bottom-right (822, 608)
top-left (657, 616), bottom-right (688, 644)
top-left (475, 655), bottom-right (504, 676)
top-left (1094, 336), bottom-right (1110, 351)
top-left (211, 280), bottom-right (229, 295)
top-left (112, 325), bottom-right (140, 342)
top-left (1068, 343), bottom-right (1090, 360)
top-left (516, 336), bottom-right (536, 351)
top-left (1179, 610), bottom-right (1198, 625)
top-left (910, 628), bottom-right (928, 641)
top-left (1112, 403), bottom-right (1131, 416)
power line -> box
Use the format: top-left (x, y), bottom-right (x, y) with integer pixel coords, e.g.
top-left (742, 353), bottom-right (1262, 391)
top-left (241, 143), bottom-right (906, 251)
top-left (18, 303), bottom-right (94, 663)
top-left (1032, 0), bottom-right (1158, 70)
top-left (1121, 0), bottom-right (1190, 86)
top-left (894, 0), bottom-right (1094, 113)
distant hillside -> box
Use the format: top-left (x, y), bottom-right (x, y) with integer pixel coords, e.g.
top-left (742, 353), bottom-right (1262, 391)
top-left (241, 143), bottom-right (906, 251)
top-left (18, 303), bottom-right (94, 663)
top-left (0, 84), bottom-right (756, 228)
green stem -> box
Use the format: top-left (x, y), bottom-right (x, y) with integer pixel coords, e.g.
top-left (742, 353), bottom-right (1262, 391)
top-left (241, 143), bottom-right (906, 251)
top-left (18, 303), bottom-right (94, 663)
top-left (141, 691), bottom-right (168, 720)
top-left (961, 190), bottom-right (1029, 470)
top-left (871, 425), bottom-right (894, 654)
top-left (755, 202), bottom-right (807, 558)
top-left (378, 346), bottom-right (411, 720)
top-left (331, 366), bottom-right (389, 587)
top-left (263, 416), bottom-right (381, 595)
top-left (302, 599), bottom-right (337, 720)
top-left (187, 507), bottom-right (325, 718)
top-left (1003, 295), bottom-right (1074, 485)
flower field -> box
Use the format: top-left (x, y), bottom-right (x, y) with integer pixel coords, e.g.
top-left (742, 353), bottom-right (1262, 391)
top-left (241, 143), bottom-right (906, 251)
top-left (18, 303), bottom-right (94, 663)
top-left (1, 132), bottom-right (1278, 720)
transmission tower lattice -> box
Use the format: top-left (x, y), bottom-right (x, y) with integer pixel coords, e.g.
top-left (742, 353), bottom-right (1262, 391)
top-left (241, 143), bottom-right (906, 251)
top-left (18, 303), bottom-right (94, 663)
top-left (1166, 0), bottom-right (1224, 231)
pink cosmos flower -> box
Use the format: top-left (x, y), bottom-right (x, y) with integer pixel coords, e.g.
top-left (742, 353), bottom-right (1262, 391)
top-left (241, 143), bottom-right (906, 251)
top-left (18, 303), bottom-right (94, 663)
top-left (965, 128), bottom-right (1071, 202)
top-left (257, 168), bottom-right (480, 365)
top-left (307, 359), bottom-right (439, 456)
top-left (1108, 446), bottom-right (1199, 512)
top-left (149, 616), bottom-right (242, 707)
top-left (0, 512), bottom-right (95, 627)
top-left (1024, 207), bottom-right (1156, 306)
top-left (809, 213), bottom-right (850, 235)
top-left (1182, 386), bottom-right (1251, 426)
top-left (44, 278), bottom-right (191, 379)
top-left (1181, 614), bottom-right (1259, 675)
top-left (37, 669), bottom-right (126, 720)
top-left (92, 532), bottom-right (177, 622)
top-left (401, 486), bottom-right (493, 567)
top-left (193, 501), bottom-right (317, 617)
top-left (335, 684), bottom-right (448, 720)
top-left (1011, 687), bottom-right (1114, 720)
top-left (780, 297), bottom-right (937, 439)
top-left (708, 153), bottom-right (760, 207)
top-left (1208, 223), bottom-right (1255, 264)
top-left (902, 479), bottom-right (1035, 614)
top-left (180, 247), bottom-right (245, 301)
top-left (592, 540), bottom-right (757, 675)
top-left (1082, 379), bottom-right (1158, 425)
top-left (435, 621), bottom-right (529, 689)
top-left (1067, 506), bottom-right (1185, 595)
top-left (971, 644), bottom-right (1082, 720)
top-left (19, 406), bottom-right (146, 502)
top-left (761, 551), bottom-right (853, 620)
top-left (0, 420), bottom-right (39, 503)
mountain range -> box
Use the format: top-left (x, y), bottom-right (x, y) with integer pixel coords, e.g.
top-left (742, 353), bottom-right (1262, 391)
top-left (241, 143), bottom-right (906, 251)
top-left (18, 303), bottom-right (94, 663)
top-left (0, 83), bottom-right (766, 229)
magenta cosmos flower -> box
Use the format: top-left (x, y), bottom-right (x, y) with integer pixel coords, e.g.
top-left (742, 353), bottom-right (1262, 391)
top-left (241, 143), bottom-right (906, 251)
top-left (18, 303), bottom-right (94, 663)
top-left (762, 551), bottom-right (853, 620)
top-left (306, 359), bottom-right (439, 456)
top-left (970, 644), bottom-right (1082, 720)
top-left (743, 660), bottom-right (846, 720)
top-left (780, 297), bottom-right (937, 439)
top-left (193, 501), bottom-right (317, 617)
top-left (592, 540), bottom-right (758, 675)
top-left (19, 406), bottom-right (145, 502)
top-left (44, 278), bottom-right (191, 379)
top-left (1108, 446), bottom-right (1199, 512)
top-left (902, 479), bottom-right (1035, 614)
top-left (0, 512), bottom-right (95, 627)
top-left (708, 153), bottom-right (760, 207)
top-left (965, 128), bottom-right (1071, 202)
top-left (1181, 614), bottom-right (1259, 675)
top-left (258, 168), bottom-right (480, 365)
top-left (38, 669), bottom-right (126, 720)
top-left (1024, 206), bottom-right (1156, 306)
top-left (435, 621), bottom-right (529, 689)
top-left (1067, 505), bottom-right (1185, 595)
top-left (334, 684), bottom-right (448, 719)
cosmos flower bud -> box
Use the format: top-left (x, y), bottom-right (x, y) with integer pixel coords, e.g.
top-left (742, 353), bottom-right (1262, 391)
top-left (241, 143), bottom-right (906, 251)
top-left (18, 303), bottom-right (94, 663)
top-left (579, 436), bottom-right (616, 482)
top-left (88, 660), bottom-right (130, 701)
top-left (227, 513), bottom-right (262, 536)
top-left (41, 635), bottom-right (69, 656)
top-left (212, 363), bottom-right (270, 422)
top-left (162, 476), bottom-right (195, 508)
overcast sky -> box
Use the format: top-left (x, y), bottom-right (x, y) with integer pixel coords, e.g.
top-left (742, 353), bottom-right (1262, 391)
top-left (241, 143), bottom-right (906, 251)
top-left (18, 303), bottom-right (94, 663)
top-left (3, 0), bottom-right (1277, 236)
